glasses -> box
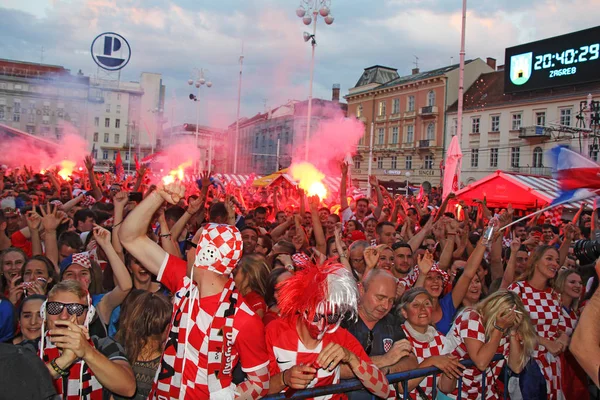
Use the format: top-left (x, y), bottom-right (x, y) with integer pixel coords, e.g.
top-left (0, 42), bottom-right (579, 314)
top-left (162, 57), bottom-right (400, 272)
top-left (312, 313), bottom-right (342, 325)
top-left (365, 330), bottom-right (374, 355)
top-left (46, 302), bottom-right (88, 316)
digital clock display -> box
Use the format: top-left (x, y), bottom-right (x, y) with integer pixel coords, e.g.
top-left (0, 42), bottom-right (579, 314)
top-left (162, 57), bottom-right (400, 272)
top-left (504, 25), bottom-right (600, 93)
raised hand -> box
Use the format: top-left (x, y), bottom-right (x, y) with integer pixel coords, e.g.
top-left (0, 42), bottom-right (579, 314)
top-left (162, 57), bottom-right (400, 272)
top-left (510, 238), bottom-right (521, 253)
top-left (25, 210), bottom-right (42, 232)
top-left (92, 224), bottom-right (111, 248)
top-left (84, 155), bottom-right (94, 171)
top-left (368, 175), bottom-right (379, 187)
top-left (341, 162), bottom-right (349, 176)
top-left (308, 195), bottom-right (320, 211)
top-left (157, 182), bottom-right (186, 205)
top-left (417, 251), bottom-right (435, 274)
top-left (113, 191), bottom-right (128, 208)
top-left (137, 163), bottom-right (148, 177)
top-left (40, 203), bottom-right (63, 232)
top-left (187, 194), bottom-right (205, 215)
top-left (200, 170), bottom-right (211, 188)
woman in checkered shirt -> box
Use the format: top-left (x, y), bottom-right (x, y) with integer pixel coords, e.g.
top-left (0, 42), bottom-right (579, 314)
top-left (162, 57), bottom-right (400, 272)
top-left (399, 288), bottom-right (464, 399)
top-left (508, 245), bottom-right (570, 400)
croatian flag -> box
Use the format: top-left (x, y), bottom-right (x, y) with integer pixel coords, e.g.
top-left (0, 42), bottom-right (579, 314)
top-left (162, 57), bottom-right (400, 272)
top-left (114, 152), bottom-right (124, 181)
top-left (548, 146), bottom-right (600, 204)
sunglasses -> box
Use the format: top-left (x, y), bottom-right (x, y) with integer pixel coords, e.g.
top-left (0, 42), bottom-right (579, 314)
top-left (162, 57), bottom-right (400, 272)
top-left (46, 302), bottom-right (88, 316)
top-left (312, 313), bottom-right (342, 325)
top-left (365, 330), bottom-right (374, 355)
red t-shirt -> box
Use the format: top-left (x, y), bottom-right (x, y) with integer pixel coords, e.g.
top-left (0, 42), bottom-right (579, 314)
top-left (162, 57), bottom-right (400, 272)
top-left (244, 291), bottom-right (267, 316)
top-left (263, 310), bottom-right (280, 326)
top-left (10, 231), bottom-right (32, 258)
top-left (153, 254), bottom-right (269, 399)
top-left (265, 316), bottom-right (370, 400)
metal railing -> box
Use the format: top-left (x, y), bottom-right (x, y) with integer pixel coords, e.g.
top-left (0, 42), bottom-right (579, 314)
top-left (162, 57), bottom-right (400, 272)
top-left (263, 354), bottom-right (506, 400)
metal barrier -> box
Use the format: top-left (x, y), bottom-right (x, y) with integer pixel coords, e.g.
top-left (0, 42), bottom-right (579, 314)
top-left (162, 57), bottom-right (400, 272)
top-left (263, 354), bottom-right (506, 400)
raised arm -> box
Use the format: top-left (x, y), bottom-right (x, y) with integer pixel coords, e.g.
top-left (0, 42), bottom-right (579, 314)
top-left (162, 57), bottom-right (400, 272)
top-left (308, 195), bottom-right (327, 255)
top-left (340, 162), bottom-right (349, 211)
top-left (84, 155), bottom-right (103, 201)
top-left (500, 239), bottom-right (520, 289)
top-left (451, 240), bottom-right (486, 308)
top-left (369, 175), bottom-right (385, 220)
top-left (119, 184), bottom-right (185, 276)
top-left (25, 211), bottom-right (43, 256)
top-left (408, 215), bottom-right (434, 253)
top-left (132, 164), bottom-right (147, 193)
top-left (40, 203), bottom-right (63, 272)
top-left (559, 223), bottom-right (575, 266)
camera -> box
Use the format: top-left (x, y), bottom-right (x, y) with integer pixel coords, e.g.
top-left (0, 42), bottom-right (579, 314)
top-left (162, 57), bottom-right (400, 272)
top-left (573, 240), bottom-right (600, 265)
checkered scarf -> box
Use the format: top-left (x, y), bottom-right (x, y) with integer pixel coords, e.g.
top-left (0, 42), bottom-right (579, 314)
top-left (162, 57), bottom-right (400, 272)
top-left (42, 339), bottom-right (102, 400)
top-left (544, 205), bottom-right (564, 227)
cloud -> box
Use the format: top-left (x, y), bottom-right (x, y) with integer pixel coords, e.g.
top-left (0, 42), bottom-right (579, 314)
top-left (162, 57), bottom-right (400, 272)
top-left (1, 0), bottom-right (599, 130)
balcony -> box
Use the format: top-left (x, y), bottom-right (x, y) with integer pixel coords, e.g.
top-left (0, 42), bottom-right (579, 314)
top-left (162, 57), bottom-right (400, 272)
top-left (519, 125), bottom-right (551, 139)
top-left (375, 114), bottom-right (387, 122)
top-left (403, 111), bottom-right (416, 119)
top-left (515, 166), bottom-right (552, 177)
top-left (419, 106), bottom-right (438, 117)
top-left (389, 112), bottom-right (402, 121)
top-left (419, 139), bottom-right (430, 148)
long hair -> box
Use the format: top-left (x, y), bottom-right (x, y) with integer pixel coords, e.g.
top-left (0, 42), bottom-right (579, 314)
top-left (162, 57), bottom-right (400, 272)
top-left (518, 245), bottom-right (559, 284)
top-left (0, 247), bottom-right (27, 291)
top-left (554, 269), bottom-right (583, 311)
top-left (21, 255), bottom-right (57, 294)
top-left (475, 290), bottom-right (537, 370)
top-left (115, 290), bottom-right (172, 363)
top-left (236, 254), bottom-right (270, 298)
top-left (264, 268), bottom-right (291, 308)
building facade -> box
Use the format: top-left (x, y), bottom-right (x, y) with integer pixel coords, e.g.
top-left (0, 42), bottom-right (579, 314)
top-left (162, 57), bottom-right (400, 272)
top-left (345, 59), bottom-right (495, 191)
top-left (164, 124), bottom-right (227, 171)
top-left (445, 70), bottom-right (600, 185)
top-left (226, 87), bottom-right (347, 175)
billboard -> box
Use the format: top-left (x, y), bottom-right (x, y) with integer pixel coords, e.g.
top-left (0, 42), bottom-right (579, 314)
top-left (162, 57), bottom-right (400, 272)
top-left (504, 26), bottom-right (600, 93)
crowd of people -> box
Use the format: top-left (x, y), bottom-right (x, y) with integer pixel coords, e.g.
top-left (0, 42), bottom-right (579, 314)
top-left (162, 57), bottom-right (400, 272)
top-left (0, 157), bottom-right (599, 400)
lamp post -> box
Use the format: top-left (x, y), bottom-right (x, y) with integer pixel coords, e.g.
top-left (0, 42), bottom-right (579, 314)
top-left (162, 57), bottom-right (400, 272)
top-left (148, 108), bottom-right (163, 155)
top-left (188, 69), bottom-right (212, 174)
top-left (296, 0), bottom-right (334, 161)
top-left (405, 171), bottom-right (411, 196)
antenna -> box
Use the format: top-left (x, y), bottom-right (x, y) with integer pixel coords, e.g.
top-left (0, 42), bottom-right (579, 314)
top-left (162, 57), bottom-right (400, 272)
top-left (40, 47), bottom-right (45, 64)
top-left (413, 55), bottom-right (419, 69)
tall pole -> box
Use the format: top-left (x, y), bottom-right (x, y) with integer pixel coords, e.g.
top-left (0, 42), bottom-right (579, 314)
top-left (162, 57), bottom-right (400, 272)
top-left (304, 7), bottom-right (318, 162)
top-left (367, 122), bottom-right (374, 198)
top-left (456, 0), bottom-right (467, 144)
top-left (234, 44), bottom-right (244, 174)
top-left (276, 135), bottom-right (281, 172)
top-left (194, 85), bottom-right (201, 174)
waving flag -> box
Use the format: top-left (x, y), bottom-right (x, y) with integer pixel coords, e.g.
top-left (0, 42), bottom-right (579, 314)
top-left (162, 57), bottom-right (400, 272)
top-left (442, 135), bottom-right (462, 200)
top-left (114, 152), bottom-right (124, 180)
top-left (548, 146), bottom-right (600, 205)
top-left (134, 154), bottom-right (140, 171)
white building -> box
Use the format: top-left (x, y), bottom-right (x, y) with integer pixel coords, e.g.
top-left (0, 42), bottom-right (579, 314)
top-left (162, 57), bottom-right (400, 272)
top-left (445, 70), bottom-right (600, 185)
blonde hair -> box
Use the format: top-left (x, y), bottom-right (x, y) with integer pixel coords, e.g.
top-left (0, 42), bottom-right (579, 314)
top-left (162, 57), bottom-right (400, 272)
top-left (518, 245), bottom-right (559, 284)
top-left (236, 254), bottom-right (270, 297)
top-left (49, 280), bottom-right (88, 301)
top-left (554, 269), bottom-right (582, 311)
top-left (475, 290), bottom-right (537, 370)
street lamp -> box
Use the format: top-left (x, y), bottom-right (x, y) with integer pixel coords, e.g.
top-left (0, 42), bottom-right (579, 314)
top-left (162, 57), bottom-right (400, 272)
top-left (405, 171), bottom-right (411, 196)
top-left (188, 68), bottom-right (212, 174)
top-left (296, 0), bottom-right (334, 161)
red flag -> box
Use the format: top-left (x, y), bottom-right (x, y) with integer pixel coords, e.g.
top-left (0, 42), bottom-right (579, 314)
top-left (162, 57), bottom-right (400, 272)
top-left (115, 152), bottom-right (124, 180)
top-left (134, 154), bottom-right (140, 171)
top-left (417, 185), bottom-right (424, 202)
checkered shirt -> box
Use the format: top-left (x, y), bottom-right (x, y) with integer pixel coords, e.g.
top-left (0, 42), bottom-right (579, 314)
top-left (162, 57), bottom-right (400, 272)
top-left (402, 325), bottom-right (446, 399)
top-left (508, 281), bottom-right (565, 399)
top-left (266, 316), bottom-right (371, 400)
top-left (398, 266), bottom-right (420, 288)
top-left (442, 309), bottom-right (509, 400)
top-left (561, 307), bottom-right (579, 338)
top-left (152, 255), bottom-right (269, 399)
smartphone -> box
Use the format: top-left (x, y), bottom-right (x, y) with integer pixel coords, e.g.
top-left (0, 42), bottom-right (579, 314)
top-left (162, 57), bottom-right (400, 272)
top-left (128, 192), bottom-right (143, 203)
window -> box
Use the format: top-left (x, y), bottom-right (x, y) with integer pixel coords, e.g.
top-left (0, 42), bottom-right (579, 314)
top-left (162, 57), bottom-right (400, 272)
top-left (533, 147), bottom-right (543, 168)
top-left (13, 100), bottom-right (20, 113)
top-left (106, 104), bottom-right (111, 113)
top-left (114, 134), bottom-right (120, 143)
top-left (511, 147), bottom-right (520, 168)
top-left (93, 132), bottom-right (98, 142)
top-left (391, 156), bottom-right (397, 169)
top-left (425, 155), bottom-right (434, 169)
top-left (427, 90), bottom-right (436, 107)
top-left (354, 160), bottom-right (361, 169)
top-left (377, 157), bottom-right (384, 169)
top-left (26, 126), bottom-right (35, 134)
top-left (408, 96), bottom-right (415, 112)
top-left (471, 149), bottom-right (479, 168)
top-left (406, 125), bottom-right (414, 143)
top-left (391, 127), bottom-right (399, 144)
top-left (378, 101), bottom-right (386, 117)
top-left (105, 118), bottom-right (110, 128)
top-left (115, 119), bottom-right (120, 128)
top-left (102, 150), bottom-right (108, 160)
top-left (116, 105), bottom-right (121, 114)
top-left (471, 117), bottom-right (480, 134)
top-left (55, 127), bottom-right (63, 140)
top-left (405, 155), bottom-right (412, 170)
top-left (589, 145), bottom-right (599, 162)
top-left (0, 105), bottom-right (5, 120)
top-left (511, 113), bottom-right (522, 131)
top-left (94, 117), bottom-right (99, 127)
top-left (92, 149), bottom-right (98, 159)
top-left (104, 133), bottom-right (109, 143)
top-left (490, 148), bottom-right (498, 168)
top-left (536, 111), bottom-right (546, 126)
top-left (452, 118), bottom-right (458, 135)
top-left (113, 151), bottom-right (118, 160)
top-left (13, 112), bottom-right (19, 122)
top-left (125, 152), bottom-right (129, 161)
top-left (392, 98), bottom-right (400, 114)
top-left (377, 128), bottom-right (385, 145)
top-left (356, 104), bottom-right (363, 118)
top-left (560, 108), bottom-right (572, 127)
top-left (426, 123), bottom-right (435, 140)
top-left (117, 93), bottom-right (121, 100)
top-left (491, 115), bottom-right (500, 132)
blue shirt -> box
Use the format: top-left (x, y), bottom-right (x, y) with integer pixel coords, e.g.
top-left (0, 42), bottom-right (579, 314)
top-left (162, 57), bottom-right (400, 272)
top-left (0, 299), bottom-right (16, 342)
top-left (435, 294), bottom-right (457, 335)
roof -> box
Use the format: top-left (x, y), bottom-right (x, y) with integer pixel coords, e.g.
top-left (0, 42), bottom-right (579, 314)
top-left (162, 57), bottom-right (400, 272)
top-left (455, 170), bottom-right (593, 210)
top-left (447, 70), bottom-right (600, 113)
top-left (354, 66), bottom-right (399, 88)
top-left (216, 173), bottom-right (260, 187)
top-left (377, 60), bottom-right (475, 90)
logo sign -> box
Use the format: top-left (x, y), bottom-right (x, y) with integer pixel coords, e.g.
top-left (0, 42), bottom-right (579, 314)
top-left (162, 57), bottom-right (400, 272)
top-left (382, 338), bottom-right (393, 353)
top-left (91, 32), bottom-right (131, 71)
top-left (509, 52), bottom-right (533, 86)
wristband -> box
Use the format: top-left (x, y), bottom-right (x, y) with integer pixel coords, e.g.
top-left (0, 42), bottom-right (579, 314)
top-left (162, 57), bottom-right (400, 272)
top-left (50, 358), bottom-right (69, 377)
top-left (493, 323), bottom-right (506, 334)
top-left (159, 233), bottom-right (172, 238)
top-left (282, 369), bottom-right (289, 387)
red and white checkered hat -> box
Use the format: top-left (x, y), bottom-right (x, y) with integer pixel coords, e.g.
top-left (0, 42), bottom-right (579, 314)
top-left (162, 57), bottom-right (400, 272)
top-left (194, 223), bottom-right (243, 275)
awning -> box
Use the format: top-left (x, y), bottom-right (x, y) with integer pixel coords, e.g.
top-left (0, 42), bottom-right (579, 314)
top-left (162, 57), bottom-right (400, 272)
top-left (455, 170), bottom-right (594, 210)
top-left (252, 168), bottom-right (342, 193)
top-left (216, 173), bottom-right (260, 187)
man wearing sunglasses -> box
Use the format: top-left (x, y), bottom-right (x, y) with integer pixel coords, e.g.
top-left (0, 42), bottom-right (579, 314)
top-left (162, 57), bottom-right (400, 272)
top-left (21, 280), bottom-right (135, 399)
top-left (343, 269), bottom-right (420, 399)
